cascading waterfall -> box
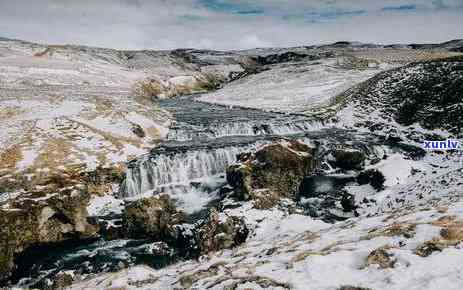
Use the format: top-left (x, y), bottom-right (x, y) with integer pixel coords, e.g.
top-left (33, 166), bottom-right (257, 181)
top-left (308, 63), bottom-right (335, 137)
top-left (119, 96), bottom-right (334, 211)
top-left (119, 142), bottom-right (264, 199)
top-left (167, 119), bottom-right (330, 141)
top-left (167, 121), bottom-right (263, 141)
top-left (270, 119), bottom-right (328, 135)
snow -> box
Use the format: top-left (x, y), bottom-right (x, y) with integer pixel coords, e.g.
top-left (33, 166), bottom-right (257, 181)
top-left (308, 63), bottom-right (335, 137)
top-left (3, 38), bottom-right (463, 289)
top-left (87, 194), bottom-right (124, 216)
top-left (199, 59), bottom-right (388, 113)
top-left (70, 198), bottom-right (463, 290)
top-left (368, 153), bottom-right (415, 187)
top-left (0, 39), bottom-right (173, 178)
top-left (15, 148), bottom-right (38, 171)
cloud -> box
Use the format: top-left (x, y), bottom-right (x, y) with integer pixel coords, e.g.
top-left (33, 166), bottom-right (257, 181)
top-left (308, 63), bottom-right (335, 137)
top-left (0, 0), bottom-right (461, 50)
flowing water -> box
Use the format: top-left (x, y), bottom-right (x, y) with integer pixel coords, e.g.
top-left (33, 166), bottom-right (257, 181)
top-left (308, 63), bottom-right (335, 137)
top-left (119, 96), bottom-right (331, 209)
top-left (11, 95), bottom-right (341, 287)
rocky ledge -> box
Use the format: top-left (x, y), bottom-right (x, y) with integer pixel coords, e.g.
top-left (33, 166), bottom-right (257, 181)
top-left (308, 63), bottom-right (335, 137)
top-left (0, 166), bottom-right (125, 285)
top-left (0, 187), bottom-right (98, 283)
top-left (227, 139), bottom-right (317, 209)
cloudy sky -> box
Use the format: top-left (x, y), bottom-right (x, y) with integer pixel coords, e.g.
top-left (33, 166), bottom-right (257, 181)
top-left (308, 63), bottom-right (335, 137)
top-left (0, 0), bottom-right (462, 50)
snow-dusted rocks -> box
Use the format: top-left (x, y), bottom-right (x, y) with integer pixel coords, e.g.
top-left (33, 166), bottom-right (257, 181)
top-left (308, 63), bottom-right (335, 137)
top-left (68, 199), bottom-right (463, 290)
top-left (337, 55), bottom-right (463, 138)
top-left (122, 195), bottom-right (185, 240)
top-left (0, 186), bottom-right (98, 282)
top-left (195, 208), bottom-right (249, 255)
top-left (0, 38), bottom-right (252, 197)
top-left (226, 139), bottom-right (316, 208)
top-left (2, 37), bottom-right (463, 289)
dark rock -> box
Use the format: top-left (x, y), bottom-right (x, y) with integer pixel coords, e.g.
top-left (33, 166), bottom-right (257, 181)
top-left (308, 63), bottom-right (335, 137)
top-left (170, 224), bottom-right (198, 258)
top-left (98, 219), bottom-right (124, 240)
top-left (332, 149), bottom-right (366, 170)
top-left (122, 195), bottom-right (185, 240)
top-left (387, 142), bottom-right (426, 160)
top-left (80, 166), bottom-right (126, 197)
top-left (415, 241), bottom-right (442, 257)
top-left (131, 123), bottom-right (146, 138)
top-left (253, 51), bottom-right (318, 65)
top-left (341, 193), bottom-right (357, 212)
top-left (357, 169), bottom-right (385, 191)
top-left (227, 140), bottom-right (316, 207)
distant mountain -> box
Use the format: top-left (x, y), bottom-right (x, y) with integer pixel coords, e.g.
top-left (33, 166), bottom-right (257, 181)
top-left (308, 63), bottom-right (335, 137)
top-left (408, 39), bottom-right (463, 52)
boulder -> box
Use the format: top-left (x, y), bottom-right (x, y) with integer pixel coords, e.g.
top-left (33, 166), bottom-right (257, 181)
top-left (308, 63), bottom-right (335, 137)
top-left (196, 208), bottom-right (249, 254)
top-left (42, 271), bottom-right (74, 290)
top-left (366, 248), bottom-right (396, 269)
top-left (357, 169), bottom-right (385, 190)
top-left (227, 140), bottom-right (316, 206)
top-left (341, 192), bottom-right (357, 213)
top-left (332, 149), bottom-right (366, 170)
top-left (131, 123), bottom-right (146, 138)
top-left (122, 195), bottom-right (185, 240)
top-left (0, 186), bottom-right (98, 283)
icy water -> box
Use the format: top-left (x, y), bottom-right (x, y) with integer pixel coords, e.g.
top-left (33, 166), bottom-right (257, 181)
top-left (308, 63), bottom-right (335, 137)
top-left (120, 96), bottom-right (330, 203)
top-left (10, 96), bottom-right (359, 288)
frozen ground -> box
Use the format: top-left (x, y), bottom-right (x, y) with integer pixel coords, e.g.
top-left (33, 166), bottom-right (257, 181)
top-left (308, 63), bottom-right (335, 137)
top-left (70, 154), bottom-right (463, 290)
top-left (0, 39), bottom-right (248, 187)
top-left (0, 60), bottom-right (170, 186)
top-left (2, 38), bottom-right (462, 289)
top-left (199, 58), bottom-right (388, 113)
top-left (198, 46), bottom-right (459, 114)
top-left (68, 51), bottom-right (463, 290)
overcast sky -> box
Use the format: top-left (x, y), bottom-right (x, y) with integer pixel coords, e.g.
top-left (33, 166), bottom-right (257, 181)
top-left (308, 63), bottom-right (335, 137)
top-left (1, 0), bottom-right (462, 50)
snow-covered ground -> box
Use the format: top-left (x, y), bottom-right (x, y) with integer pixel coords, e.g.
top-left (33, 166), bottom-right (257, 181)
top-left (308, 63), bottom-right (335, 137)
top-left (68, 52), bottom-right (463, 290)
top-left (199, 59), bottom-right (388, 113)
top-left (0, 41), bottom-right (167, 182)
top-left (70, 180), bottom-right (463, 290)
top-left (0, 39), bottom-right (248, 187)
top-left (2, 38), bottom-right (462, 289)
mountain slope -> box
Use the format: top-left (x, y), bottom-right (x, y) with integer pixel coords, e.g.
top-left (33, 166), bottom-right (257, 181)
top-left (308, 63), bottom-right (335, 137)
top-left (338, 55), bottom-right (463, 137)
top-left (66, 53), bottom-right (463, 290)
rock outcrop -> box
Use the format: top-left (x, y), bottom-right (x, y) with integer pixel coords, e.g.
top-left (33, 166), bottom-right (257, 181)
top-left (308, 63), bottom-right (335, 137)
top-left (331, 149), bottom-right (366, 171)
top-left (226, 140), bottom-right (316, 208)
top-left (0, 187), bottom-right (98, 283)
top-left (122, 194), bottom-right (185, 240)
top-left (195, 208), bottom-right (249, 254)
top-left (357, 169), bottom-right (385, 190)
top-left (365, 248), bottom-right (396, 269)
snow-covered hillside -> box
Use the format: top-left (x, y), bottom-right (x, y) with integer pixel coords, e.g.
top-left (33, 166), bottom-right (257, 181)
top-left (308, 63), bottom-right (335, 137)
top-left (69, 157), bottom-right (463, 290)
top-left (0, 39), bottom-right (251, 195)
top-left (199, 45), bottom-right (460, 113)
top-left (1, 38), bottom-right (462, 290)
top-left (199, 58), bottom-right (387, 113)
top-left (66, 54), bottom-right (463, 290)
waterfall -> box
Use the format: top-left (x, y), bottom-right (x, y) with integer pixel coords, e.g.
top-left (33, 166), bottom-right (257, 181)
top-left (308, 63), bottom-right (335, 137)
top-left (119, 97), bottom-right (333, 212)
top-left (167, 121), bottom-right (262, 141)
top-left (167, 119), bottom-right (329, 141)
top-left (119, 142), bottom-right (264, 199)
